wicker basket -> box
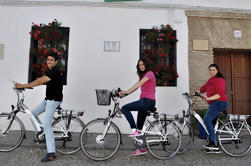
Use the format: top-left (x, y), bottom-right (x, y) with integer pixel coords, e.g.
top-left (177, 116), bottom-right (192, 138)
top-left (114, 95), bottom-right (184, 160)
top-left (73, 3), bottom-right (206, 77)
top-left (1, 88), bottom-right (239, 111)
top-left (95, 89), bottom-right (112, 106)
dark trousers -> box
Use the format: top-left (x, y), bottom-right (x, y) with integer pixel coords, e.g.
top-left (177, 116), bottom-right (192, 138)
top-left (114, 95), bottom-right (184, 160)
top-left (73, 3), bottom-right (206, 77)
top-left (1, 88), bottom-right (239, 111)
top-left (198, 101), bottom-right (228, 144)
top-left (121, 98), bottom-right (155, 130)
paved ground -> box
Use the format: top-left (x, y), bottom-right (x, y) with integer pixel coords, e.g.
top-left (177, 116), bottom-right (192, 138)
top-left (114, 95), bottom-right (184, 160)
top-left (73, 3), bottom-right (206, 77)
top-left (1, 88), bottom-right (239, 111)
top-left (1, 135), bottom-right (251, 166)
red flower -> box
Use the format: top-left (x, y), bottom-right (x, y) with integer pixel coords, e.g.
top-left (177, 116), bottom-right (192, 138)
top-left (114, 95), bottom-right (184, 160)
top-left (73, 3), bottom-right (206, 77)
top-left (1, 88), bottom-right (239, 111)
top-left (40, 56), bottom-right (43, 59)
top-left (156, 67), bottom-right (161, 72)
top-left (57, 52), bottom-right (63, 55)
top-left (158, 63), bottom-right (163, 67)
top-left (52, 48), bottom-right (58, 53)
top-left (40, 39), bottom-right (43, 43)
top-left (37, 31), bottom-right (41, 35)
top-left (29, 32), bottom-right (31, 35)
top-left (34, 33), bottom-right (38, 40)
top-left (44, 49), bottom-right (48, 55)
top-left (147, 59), bottom-right (152, 63)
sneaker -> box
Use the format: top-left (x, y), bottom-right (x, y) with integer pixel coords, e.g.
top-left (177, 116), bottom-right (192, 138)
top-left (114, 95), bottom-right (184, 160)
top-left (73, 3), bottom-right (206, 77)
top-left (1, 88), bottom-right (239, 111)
top-left (205, 148), bottom-right (221, 154)
top-left (203, 143), bottom-right (220, 150)
top-left (41, 153), bottom-right (56, 162)
top-left (129, 130), bottom-right (141, 138)
top-left (132, 149), bottom-right (148, 156)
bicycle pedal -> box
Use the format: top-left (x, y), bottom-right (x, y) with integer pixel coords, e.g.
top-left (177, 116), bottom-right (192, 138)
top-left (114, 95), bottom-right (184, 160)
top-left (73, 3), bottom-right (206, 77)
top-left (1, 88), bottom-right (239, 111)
top-left (116, 115), bottom-right (123, 118)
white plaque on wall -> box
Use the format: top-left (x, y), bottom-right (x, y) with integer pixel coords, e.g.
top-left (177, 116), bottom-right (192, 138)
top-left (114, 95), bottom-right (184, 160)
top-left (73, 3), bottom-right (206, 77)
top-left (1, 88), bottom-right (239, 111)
top-left (0, 44), bottom-right (4, 60)
top-left (234, 30), bottom-right (242, 38)
top-left (104, 41), bottom-right (120, 52)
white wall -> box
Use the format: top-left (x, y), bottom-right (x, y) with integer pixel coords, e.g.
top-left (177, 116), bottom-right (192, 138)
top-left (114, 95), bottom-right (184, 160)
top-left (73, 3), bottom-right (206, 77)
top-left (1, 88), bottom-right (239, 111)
top-left (0, 5), bottom-right (189, 133)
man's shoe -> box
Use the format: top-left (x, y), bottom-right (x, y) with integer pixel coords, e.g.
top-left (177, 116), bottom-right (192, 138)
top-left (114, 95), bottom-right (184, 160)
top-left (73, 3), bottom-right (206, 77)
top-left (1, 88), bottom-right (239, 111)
top-left (41, 153), bottom-right (56, 162)
top-left (205, 148), bottom-right (221, 154)
top-left (203, 143), bottom-right (220, 150)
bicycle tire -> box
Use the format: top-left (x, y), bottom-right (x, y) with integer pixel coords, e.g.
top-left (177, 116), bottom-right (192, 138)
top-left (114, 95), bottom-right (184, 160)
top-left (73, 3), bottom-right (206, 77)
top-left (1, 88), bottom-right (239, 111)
top-left (176, 122), bottom-right (193, 154)
top-left (0, 114), bottom-right (25, 152)
top-left (218, 121), bottom-right (251, 157)
top-left (145, 120), bottom-right (181, 160)
top-left (52, 116), bottom-right (85, 155)
top-left (80, 118), bottom-right (121, 161)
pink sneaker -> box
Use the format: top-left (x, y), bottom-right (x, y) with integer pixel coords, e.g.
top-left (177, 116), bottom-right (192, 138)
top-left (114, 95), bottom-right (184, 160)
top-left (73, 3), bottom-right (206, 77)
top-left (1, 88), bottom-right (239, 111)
top-left (132, 149), bottom-right (147, 156)
top-left (129, 130), bottom-right (141, 138)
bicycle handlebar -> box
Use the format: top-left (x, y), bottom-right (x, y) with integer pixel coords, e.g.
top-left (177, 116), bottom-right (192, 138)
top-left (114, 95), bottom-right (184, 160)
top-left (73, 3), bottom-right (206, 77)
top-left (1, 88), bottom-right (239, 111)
top-left (11, 81), bottom-right (33, 91)
top-left (111, 88), bottom-right (121, 97)
top-left (182, 92), bottom-right (202, 99)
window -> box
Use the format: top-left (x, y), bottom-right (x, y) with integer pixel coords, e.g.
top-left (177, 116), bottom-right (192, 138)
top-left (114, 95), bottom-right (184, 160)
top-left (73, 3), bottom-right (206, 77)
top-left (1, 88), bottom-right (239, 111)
top-left (140, 28), bottom-right (178, 86)
top-left (28, 26), bottom-right (70, 85)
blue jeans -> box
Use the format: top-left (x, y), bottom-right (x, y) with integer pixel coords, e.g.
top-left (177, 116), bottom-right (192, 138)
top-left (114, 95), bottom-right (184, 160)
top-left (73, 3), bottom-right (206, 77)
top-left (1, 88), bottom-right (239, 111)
top-left (121, 98), bottom-right (155, 130)
top-left (198, 101), bottom-right (228, 144)
top-left (31, 99), bottom-right (61, 153)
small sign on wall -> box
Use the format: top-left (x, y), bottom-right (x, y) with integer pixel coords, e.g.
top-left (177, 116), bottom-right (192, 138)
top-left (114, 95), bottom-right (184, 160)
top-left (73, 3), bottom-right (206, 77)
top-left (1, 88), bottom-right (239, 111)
top-left (104, 41), bottom-right (120, 52)
top-left (0, 44), bottom-right (4, 60)
top-left (192, 40), bottom-right (208, 51)
top-left (234, 30), bottom-right (242, 38)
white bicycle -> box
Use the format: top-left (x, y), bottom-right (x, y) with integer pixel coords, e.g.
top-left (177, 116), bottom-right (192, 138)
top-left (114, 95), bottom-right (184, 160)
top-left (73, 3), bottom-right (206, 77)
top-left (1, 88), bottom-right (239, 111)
top-left (0, 83), bottom-right (85, 154)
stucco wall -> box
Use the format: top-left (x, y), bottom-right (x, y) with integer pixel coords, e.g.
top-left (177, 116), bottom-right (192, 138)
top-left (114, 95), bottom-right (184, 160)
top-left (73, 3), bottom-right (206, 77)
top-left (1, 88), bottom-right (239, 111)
top-left (0, 5), bottom-right (189, 133)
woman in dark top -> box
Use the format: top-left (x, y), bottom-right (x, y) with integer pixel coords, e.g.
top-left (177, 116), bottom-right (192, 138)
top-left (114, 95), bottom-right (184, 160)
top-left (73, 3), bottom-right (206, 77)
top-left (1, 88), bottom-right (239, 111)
top-left (15, 52), bottom-right (63, 162)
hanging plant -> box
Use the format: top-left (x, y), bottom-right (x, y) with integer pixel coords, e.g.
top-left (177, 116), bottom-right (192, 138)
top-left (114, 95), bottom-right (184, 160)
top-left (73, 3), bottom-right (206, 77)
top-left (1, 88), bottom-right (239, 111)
top-left (29, 19), bottom-right (65, 76)
top-left (143, 24), bottom-right (179, 86)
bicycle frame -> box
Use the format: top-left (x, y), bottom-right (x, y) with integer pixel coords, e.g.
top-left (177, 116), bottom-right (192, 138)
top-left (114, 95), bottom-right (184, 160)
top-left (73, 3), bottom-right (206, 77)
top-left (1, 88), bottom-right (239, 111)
top-left (12, 88), bottom-right (43, 132)
top-left (136, 114), bottom-right (172, 144)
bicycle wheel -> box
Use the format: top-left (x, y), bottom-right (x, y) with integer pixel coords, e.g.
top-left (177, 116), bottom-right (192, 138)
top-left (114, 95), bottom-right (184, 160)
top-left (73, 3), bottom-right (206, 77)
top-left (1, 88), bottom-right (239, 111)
top-left (176, 122), bottom-right (193, 154)
top-left (80, 118), bottom-right (121, 161)
top-left (145, 120), bottom-right (181, 160)
top-left (52, 117), bottom-right (85, 155)
top-left (218, 121), bottom-right (251, 157)
top-left (0, 114), bottom-right (25, 152)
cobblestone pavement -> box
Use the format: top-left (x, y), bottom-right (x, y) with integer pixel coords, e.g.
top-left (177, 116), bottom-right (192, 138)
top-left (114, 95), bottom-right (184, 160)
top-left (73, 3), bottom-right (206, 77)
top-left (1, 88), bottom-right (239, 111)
top-left (1, 137), bottom-right (251, 166)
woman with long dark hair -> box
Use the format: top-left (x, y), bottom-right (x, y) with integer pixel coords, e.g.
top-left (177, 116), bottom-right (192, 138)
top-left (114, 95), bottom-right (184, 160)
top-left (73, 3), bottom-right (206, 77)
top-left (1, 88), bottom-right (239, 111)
top-left (120, 58), bottom-right (156, 156)
top-left (197, 64), bottom-right (228, 153)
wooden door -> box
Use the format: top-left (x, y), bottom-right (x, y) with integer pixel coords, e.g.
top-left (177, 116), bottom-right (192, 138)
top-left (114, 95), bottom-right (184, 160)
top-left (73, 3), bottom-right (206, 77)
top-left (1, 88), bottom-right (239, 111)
top-left (213, 49), bottom-right (251, 115)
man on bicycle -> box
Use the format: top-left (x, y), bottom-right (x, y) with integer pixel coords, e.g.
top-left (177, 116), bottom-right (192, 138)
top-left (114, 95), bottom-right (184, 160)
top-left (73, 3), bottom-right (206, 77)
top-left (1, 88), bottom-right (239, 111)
top-left (15, 52), bottom-right (63, 162)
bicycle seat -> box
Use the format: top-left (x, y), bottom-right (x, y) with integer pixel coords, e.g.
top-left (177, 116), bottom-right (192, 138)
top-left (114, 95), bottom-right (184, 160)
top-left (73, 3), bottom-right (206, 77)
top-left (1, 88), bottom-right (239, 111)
top-left (146, 107), bottom-right (157, 114)
top-left (219, 110), bottom-right (228, 117)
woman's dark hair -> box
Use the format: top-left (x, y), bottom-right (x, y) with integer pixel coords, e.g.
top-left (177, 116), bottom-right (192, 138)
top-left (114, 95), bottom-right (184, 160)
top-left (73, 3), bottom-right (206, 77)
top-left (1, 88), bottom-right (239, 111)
top-left (208, 64), bottom-right (224, 78)
top-left (136, 58), bottom-right (149, 79)
top-left (47, 52), bottom-right (58, 61)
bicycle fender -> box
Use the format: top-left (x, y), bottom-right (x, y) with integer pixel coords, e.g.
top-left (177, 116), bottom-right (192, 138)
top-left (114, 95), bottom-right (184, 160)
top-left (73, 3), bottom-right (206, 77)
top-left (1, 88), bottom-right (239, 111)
top-left (192, 111), bottom-right (209, 135)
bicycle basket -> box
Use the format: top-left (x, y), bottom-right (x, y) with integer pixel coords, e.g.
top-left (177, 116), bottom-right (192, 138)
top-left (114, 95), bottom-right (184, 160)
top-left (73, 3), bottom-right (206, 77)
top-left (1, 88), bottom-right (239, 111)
top-left (95, 89), bottom-right (112, 106)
